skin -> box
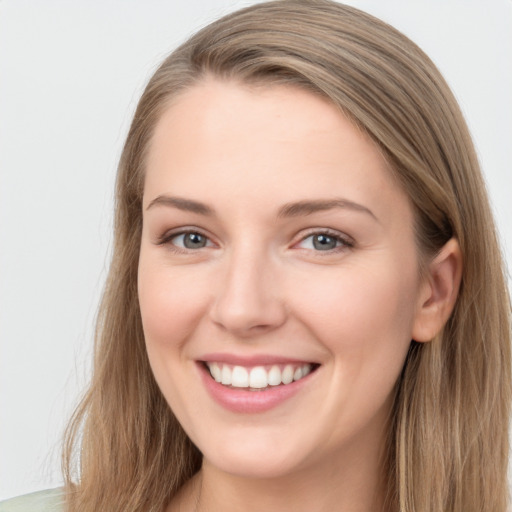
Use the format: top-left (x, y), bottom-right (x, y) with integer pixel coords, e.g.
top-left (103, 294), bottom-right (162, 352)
top-left (138, 79), bottom-right (461, 512)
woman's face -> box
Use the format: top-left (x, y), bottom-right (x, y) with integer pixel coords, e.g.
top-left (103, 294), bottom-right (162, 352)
top-left (138, 79), bottom-right (428, 479)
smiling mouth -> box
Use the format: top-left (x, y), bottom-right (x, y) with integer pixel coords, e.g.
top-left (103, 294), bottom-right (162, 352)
top-left (203, 362), bottom-right (319, 391)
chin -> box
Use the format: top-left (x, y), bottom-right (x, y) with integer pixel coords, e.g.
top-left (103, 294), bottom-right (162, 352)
top-left (205, 453), bottom-right (303, 480)
top-left (198, 433), bottom-right (315, 480)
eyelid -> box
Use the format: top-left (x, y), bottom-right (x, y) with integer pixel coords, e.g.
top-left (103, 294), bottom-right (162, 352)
top-left (156, 227), bottom-right (216, 249)
top-left (154, 226), bottom-right (354, 254)
top-left (293, 228), bottom-right (354, 252)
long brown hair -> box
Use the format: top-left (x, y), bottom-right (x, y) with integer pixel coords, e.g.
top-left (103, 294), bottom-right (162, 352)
top-left (63, 1), bottom-right (511, 510)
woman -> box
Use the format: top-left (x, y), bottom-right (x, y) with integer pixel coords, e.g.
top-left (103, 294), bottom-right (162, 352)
top-left (2, 1), bottom-right (510, 511)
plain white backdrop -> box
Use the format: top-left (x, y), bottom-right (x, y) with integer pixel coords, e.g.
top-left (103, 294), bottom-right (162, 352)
top-left (0, 0), bottom-right (511, 500)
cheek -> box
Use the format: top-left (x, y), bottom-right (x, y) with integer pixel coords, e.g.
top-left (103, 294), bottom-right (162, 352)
top-left (292, 259), bottom-right (418, 374)
top-left (291, 263), bottom-right (417, 436)
top-left (137, 253), bottom-right (211, 349)
top-left (137, 254), bottom-right (211, 422)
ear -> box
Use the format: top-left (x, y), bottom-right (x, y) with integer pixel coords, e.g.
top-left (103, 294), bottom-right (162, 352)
top-left (412, 238), bottom-right (463, 343)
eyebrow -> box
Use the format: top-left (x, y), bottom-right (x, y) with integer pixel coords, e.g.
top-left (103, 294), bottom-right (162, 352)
top-left (146, 195), bottom-right (377, 221)
top-left (146, 195), bottom-right (215, 216)
top-left (277, 198), bottom-right (377, 221)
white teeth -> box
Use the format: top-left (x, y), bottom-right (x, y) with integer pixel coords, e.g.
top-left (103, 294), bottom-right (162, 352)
top-left (281, 365), bottom-right (294, 385)
top-left (210, 362), bottom-right (222, 382)
top-left (231, 366), bottom-right (249, 387)
top-left (268, 365), bottom-right (282, 386)
top-left (206, 362), bottom-right (314, 389)
top-left (221, 365), bottom-right (232, 385)
top-left (249, 366), bottom-right (268, 388)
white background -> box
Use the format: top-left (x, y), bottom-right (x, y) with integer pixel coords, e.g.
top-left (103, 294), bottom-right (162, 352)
top-left (1, 0), bottom-right (511, 500)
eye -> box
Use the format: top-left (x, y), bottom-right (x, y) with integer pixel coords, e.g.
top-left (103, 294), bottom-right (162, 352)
top-left (160, 230), bottom-right (214, 250)
top-left (296, 231), bottom-right (353, 252)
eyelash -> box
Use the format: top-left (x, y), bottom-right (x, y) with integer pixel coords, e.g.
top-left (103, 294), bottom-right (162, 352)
top-left (156, 228), bottom-right (354, 254)
top-left (156, 228), bottom-right (213, 253)
top-left (295, 228), bottom-right (354, 254)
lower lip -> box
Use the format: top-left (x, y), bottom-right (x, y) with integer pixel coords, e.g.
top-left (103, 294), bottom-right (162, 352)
top-left (198, 363), bottom-right (315, 414)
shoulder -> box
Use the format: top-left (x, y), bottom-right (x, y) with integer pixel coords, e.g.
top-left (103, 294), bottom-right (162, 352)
top-left (0, 489), bottom-right (65, 512)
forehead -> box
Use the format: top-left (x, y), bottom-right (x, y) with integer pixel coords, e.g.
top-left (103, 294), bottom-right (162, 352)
top-left (144, 78), bottom-right (411, 227)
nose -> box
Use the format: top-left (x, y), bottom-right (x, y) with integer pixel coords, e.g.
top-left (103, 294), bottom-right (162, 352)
top-left (209, 246), bottom-right (287, 338)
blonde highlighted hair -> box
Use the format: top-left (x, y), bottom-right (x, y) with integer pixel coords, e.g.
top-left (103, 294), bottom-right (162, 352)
top-left (63, 1), bottom-right (511, 510)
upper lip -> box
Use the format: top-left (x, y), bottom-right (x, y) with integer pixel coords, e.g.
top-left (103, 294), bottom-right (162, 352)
top-left (198, 352), bottom-right (319, 367)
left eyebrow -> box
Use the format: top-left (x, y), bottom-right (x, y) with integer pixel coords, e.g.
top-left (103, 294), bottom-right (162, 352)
top-left (277, 198), bottom-right (378, 222)
top-left (145, 195), bottom-right (215, 216)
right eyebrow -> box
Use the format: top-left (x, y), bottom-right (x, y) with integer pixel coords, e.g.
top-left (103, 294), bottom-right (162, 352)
top-left (277, 197), bottom-right (378, 222)
top-left (145, 195), bottom-right (215, 216)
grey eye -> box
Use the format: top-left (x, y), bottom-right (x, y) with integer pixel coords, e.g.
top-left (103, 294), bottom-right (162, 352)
top-left (312, 234), bottom-right (339, 250)
top-left (297, 232), bottom-right (346, 252)
top-left (172, 232), bottom-right (209, 249)
top-left (183, 232), bottom-right (207, 249)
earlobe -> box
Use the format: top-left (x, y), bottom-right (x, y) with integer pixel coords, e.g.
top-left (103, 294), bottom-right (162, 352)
top-left (412, 238), bottom-right (463, 343)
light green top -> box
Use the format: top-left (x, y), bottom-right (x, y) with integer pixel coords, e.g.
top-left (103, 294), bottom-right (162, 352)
top-left (0, 489), bottom-right (65, 512)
